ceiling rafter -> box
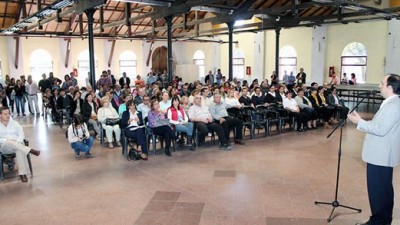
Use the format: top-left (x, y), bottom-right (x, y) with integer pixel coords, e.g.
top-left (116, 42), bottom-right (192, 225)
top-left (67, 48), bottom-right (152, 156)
top-left (1, 0), bottom-right (400, 39)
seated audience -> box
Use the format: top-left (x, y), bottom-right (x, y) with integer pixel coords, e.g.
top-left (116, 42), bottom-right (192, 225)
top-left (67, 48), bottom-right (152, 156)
top-left (201, 88), bottom-right (213, 107)
top-left (180, 84), bottom-right (191, 97)
top-left (71, 90), bottom-right (83, 116)
top-left (266, 85), bottom-right (280, 104)
top-left (251, 87), bottom-right (268, 107)
top-left (327, 87), bottom-right (349, 120)
top-left (134, 88), bottom-right (144, 105)
top-left (309, 87), bottom-right (333, 129)
top-left (209, 94), bottom-right (245, 145)
top-left (188, 93), bottom-right (231, 150)
top-left (81, 93), bottom-right (101, 139)
top-left (97, 96), bottom-right (121, 149)
top-left (147, 100), bottom-right (175, 157)
top-left (67, 115), bottom-right (94, 158)
top-left (159, 91), bottom-right (171, 114)
top-left (239, 87), bottom-right (254, 108)
top-left (225, 89), bottom-right (242, 109)
top-left (118, 93), bottom-right (133, 117)
top-left (318, 86), bottom-right (337, 123)
top-left (283, 92), bottom-right (309, 132)
top-left (0, 90), bottom-right (7, 108)
top-left (167, 97), bottom-right (195, 150)
top-left (137, 95), bottom-right (151, 122)
top-left (120, 100), bottom-right (148, 160)
top-left (294, 89), bottom-right (318, 129)
top-left (180, 96), bottom-right (190, 114)
top-left (57, 89), bottom-right (73, 123)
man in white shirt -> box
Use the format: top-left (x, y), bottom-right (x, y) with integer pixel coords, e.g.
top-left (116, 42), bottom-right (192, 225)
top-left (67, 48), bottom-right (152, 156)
top-left (282, 91), bottom-right (309, 132)
top-left (188, 94), bottom-right (231, 150)
top-left (159, 91), bottom-right (171, 114)
top-left (137, 95), bottom-right (151, 121)
top-left (209, 94), bottom-right (245, 145)
top-left (0, 106), bottom-right (40, 182)
top-left (26, 75), bottom-right (40, 116)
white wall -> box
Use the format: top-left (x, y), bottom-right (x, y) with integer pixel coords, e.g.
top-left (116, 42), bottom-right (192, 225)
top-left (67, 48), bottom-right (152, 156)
top-left (265, 27), bottom-right (312, 82)
top-left (325, 20), bottom-right (387, 84)
top-left (385, 20), bottom-right (400, 75)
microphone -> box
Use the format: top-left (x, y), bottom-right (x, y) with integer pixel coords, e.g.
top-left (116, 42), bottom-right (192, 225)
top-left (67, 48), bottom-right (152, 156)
top-left (357, 90), bottom-right (378, 96)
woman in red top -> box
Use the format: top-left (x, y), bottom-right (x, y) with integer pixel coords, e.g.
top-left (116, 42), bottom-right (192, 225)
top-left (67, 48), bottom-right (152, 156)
top-left (167, 96), bottom-right (195, 150)
top-left (134, 75), bottom-right (145, 88)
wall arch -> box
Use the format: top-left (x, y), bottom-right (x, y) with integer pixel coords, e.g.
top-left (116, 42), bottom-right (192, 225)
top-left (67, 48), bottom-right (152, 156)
top-left (29, 49), bottom-right (53, 82)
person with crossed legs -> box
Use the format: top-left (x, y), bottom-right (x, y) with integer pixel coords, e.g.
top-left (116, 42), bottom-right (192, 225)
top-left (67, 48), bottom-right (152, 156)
top-left (0, 106), bottom-right (41, 182)
top-left (209, 93), bottom-right (245, 145)
top-left (188, 93), bottom-right (231, 150)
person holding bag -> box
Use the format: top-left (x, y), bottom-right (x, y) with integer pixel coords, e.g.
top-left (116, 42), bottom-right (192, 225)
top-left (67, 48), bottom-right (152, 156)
top-left (147, 100), bottom-right (175, 157)
top-left (67, 114), bottom-right (94, 158)
top-left (121, 100), bottom-right (148, 160)
top-left (81, 92), bottom-right (101, 140)
top-left (97, 96), bottom-right (121, 149)
top-left (167, 96), bottom-right (195, 151)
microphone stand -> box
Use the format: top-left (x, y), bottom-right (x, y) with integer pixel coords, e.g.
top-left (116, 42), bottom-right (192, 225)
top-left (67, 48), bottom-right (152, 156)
top-left (314, 95), bottom-right (366, 222)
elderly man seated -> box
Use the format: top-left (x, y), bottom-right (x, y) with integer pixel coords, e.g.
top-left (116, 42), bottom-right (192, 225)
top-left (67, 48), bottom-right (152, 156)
top-left (188, 93), bottom-right (231, 150)
top-left (0, 106), bottom-right (41, 182)
top-left (209, 94), bottom-right (245, 145)
top-left (327, 86), bottom-right (349, 121)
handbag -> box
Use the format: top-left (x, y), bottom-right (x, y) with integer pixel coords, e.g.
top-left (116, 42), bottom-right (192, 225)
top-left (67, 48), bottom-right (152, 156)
top-left (105, 118), bottom-right (120, 126)
top-left (127, 148), bottom-right (139, 161)
top-left (154, 118), bottom-right (170, 127)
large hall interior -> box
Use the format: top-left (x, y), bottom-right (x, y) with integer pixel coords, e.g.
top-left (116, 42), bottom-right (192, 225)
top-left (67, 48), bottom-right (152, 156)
top-left (0, 0), bottom-right (400, 224)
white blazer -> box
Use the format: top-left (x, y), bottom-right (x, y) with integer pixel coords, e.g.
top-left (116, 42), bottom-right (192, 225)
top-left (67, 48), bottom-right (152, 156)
top-left (357, 96), bottom-right (400, 167)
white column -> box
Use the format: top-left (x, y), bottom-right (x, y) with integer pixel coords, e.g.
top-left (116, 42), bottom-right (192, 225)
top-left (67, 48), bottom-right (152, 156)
top-left (253, 31), bottom-right (265, 82)
top-left (311, 25), bottom-right (327, 85)
top-left (211, 42), bottom-right (220, 74)
top-left (385, 20), bottom-right (400, 75)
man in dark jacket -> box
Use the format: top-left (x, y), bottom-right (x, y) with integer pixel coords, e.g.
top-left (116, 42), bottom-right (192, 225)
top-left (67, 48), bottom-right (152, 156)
top-left (119, 72), bottom-right (131, 88)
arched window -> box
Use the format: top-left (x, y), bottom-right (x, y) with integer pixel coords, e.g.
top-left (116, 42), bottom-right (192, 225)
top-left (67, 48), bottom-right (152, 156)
top-left (233, 49), bottom-right (245, 80)
top-left (119, 50), bottom-right (137, 80)
top-left (279, 46), bottom-right (297, 81)
top-left (193, 50), bottom-right (205, 79)
top-left (78, 50), bottom-right (98, 87)
top-left (29, 49), bottom-right (53, 82)
top-left (341, 42), bottom-right (367, 84)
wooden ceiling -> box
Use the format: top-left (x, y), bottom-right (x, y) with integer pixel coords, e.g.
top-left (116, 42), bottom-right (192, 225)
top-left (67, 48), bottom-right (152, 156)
top-left (0, 0), bottom-right (398, 39)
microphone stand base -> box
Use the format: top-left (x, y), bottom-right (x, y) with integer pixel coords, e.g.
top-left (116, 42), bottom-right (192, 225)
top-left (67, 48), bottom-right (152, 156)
top-left (315, 200), bottom-right (362, 222)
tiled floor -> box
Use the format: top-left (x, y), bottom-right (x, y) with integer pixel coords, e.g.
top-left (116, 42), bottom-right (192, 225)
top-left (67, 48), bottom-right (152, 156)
top-left (1, 109), bottom-right (400, 225)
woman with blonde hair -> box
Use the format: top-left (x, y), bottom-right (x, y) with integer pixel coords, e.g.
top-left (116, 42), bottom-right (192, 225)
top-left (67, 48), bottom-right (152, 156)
top-left (225, 89), bottom-right (242, 109)
top-left (98, 96), bottom-right (121, 148)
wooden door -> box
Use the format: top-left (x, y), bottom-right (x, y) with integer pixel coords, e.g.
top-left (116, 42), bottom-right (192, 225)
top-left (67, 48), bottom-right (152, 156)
top-left (152, 46), bottom-right (168, 72)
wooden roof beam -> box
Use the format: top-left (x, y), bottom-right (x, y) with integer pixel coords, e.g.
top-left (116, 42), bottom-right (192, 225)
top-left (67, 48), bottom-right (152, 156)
top-left (96, 0), bottom-right (217, 31)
